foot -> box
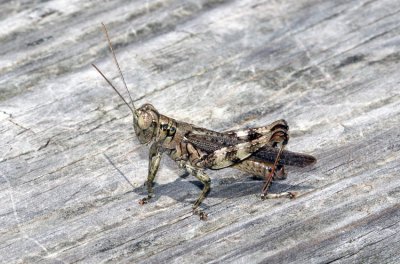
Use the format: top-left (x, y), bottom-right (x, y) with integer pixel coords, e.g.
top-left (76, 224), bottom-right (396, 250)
top-left (138, 196), bottom-right (151, 205)
top-left (272, 165), bottom-right (287, 180)
top-left (261, 191), bottom-right (297, 200)
top-left (192, 208), bottom-right (208, 221)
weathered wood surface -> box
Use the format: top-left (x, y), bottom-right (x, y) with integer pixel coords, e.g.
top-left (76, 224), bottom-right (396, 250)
top-left (1, 0), bottom-right (400, 263)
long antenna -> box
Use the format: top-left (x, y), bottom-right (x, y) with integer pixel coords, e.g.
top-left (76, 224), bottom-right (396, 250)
top-left (101, 22), bottom-right (136, 111)
top-left (92, 63), bottom-right (135, 115)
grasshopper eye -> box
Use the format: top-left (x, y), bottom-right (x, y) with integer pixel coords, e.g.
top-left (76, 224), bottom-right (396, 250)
top-left (137, 111), bottom-right (153, 129)
top-left (167, 126), bottom-right (176, 137)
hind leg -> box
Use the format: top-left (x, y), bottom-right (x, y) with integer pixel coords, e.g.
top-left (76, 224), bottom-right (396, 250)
top-left (234, 158), bottom-right (294, 199)
top-left (195, 126), bottom-right (289, 170)
top-left (224, 120), bottom-right (289, 143)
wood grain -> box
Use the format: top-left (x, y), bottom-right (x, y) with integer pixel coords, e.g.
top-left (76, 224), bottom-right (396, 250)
top-left (1, 0), bottom-right (399, 263)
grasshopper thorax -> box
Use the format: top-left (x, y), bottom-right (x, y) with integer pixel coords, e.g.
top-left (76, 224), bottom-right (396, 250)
top-left (134, 103), bottom-right (160, 144)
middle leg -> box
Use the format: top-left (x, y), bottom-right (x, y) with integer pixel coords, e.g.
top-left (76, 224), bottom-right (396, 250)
top-left (184, 164), bottom-right (211, 220)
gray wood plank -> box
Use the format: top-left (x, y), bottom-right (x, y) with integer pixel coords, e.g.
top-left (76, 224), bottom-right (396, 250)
top-left (0, 0), bottom-right (399, 263)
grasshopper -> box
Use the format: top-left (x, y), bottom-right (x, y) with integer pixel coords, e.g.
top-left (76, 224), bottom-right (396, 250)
top-left (93, 24), bottom-right (316, 220)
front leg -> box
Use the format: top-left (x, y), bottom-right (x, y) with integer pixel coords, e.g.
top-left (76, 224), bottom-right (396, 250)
top-left (139, 143), bottom-right (163, 205)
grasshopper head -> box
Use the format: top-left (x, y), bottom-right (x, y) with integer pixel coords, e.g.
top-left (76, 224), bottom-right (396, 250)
top-left (133, 103), bottom-right (159, 144)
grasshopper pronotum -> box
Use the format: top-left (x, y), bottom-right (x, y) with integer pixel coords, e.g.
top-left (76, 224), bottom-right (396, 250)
top-left (93, 24), bottom-right (316, 220)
